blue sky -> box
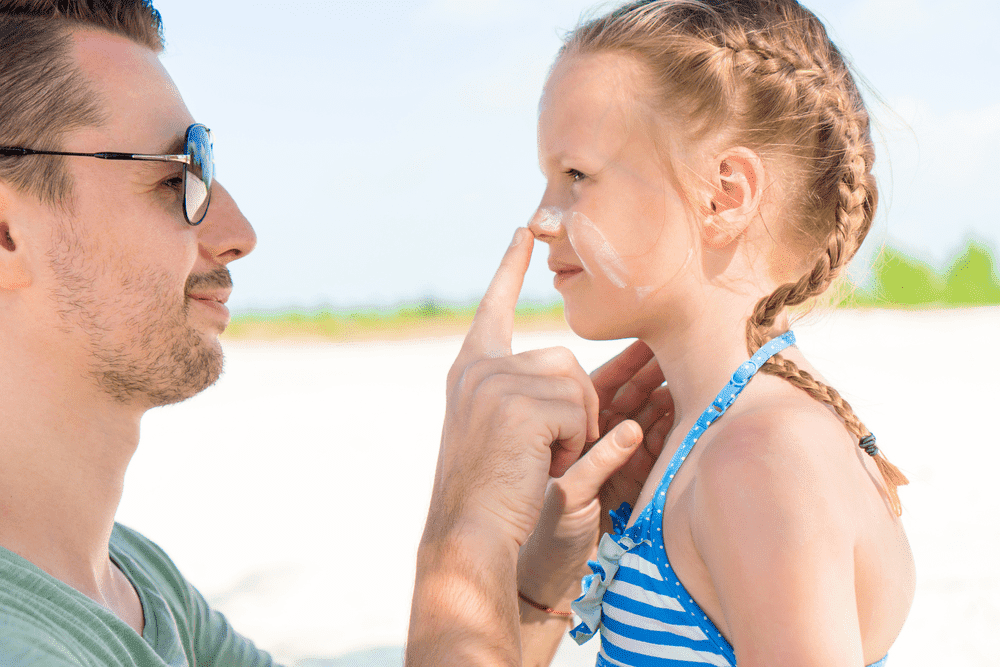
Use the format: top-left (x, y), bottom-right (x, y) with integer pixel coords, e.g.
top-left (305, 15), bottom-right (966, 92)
top-left (153, 0), bottom-right (1000, 312)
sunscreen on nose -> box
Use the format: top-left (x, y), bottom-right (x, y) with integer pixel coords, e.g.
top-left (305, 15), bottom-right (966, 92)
top-left (534, 207), bottom-right (564, 233)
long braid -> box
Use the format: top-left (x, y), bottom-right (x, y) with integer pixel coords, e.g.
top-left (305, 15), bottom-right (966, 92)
top-left (735, 24), bottom-right (909, 515)
top-left (567, 0), bottom-right (909, 515)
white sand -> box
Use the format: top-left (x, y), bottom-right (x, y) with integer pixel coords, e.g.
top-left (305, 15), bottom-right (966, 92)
top-left (116, 308), bottom-right (1000, 666)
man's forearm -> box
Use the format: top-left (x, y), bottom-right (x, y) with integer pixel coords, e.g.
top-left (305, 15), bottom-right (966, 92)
top-left (406, 525), bottom-right (522, 667)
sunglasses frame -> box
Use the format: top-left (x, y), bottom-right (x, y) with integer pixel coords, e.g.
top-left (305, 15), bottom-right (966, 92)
top-left (0, 123), bottom-right (213, 225)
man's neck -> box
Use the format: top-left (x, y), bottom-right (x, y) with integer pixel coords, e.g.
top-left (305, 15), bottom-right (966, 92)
top-left (0, 366), bottom-right (143, 600)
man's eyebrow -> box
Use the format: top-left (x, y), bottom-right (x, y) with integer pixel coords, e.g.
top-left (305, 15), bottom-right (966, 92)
top-left (155, 134), bottom-right (187, 155)
top-left (136, 130), bottom-right (187, 157)
top-left (133, 133), bottom-right (187, 173)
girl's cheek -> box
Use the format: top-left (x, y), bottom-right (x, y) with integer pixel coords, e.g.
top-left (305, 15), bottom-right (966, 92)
top-left (565, 212), bottom-right (676, 302)
top-left (537, 206), bottom-right (662, 300)
top-left (567, 212), bottom-right (629, 288)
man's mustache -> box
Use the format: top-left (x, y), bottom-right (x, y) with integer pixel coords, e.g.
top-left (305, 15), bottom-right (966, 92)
top-left (185, 268), bottom-right (233, 292)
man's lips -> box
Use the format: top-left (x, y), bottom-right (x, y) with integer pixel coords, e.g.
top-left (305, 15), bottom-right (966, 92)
top-left (186, 289), bottom-right (232, 305)
top-left (186, 290), bottom-right (232, 321)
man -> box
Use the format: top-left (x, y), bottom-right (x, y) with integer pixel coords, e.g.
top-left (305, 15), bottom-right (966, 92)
top-left (0, 2), bottom-right (669, 665)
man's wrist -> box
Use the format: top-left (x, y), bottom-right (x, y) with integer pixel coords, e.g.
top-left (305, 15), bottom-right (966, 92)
top-left (421, 485), bottom-right (528, 555)
top-left (418, 511), bottom-right (521, 571)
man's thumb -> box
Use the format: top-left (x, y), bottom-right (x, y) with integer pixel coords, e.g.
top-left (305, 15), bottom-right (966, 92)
top-left (563, 420), bottom-right (643, 500)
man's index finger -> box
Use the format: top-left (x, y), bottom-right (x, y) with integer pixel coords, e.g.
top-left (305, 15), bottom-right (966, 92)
top-left (461, 228), bottom-right (534, 359)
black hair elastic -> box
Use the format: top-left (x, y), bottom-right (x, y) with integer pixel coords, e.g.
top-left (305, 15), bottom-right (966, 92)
top-left (859, 434), bottom-right (879, 457)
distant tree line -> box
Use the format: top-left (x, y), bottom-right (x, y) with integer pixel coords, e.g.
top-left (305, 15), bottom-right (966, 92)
top-left (846, 239), bottom-right (1000, 307)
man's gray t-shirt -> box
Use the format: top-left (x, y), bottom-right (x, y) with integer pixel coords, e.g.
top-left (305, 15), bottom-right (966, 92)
top-left (0, 523), bottom-right (277, 666)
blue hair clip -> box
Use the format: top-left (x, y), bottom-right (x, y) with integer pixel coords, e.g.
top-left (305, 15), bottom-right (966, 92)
top-left (859, 434), bottom-right (879, 457)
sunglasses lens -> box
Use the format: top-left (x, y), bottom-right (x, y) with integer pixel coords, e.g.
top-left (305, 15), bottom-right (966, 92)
top-left (184, 125), bottom-right (213, 224)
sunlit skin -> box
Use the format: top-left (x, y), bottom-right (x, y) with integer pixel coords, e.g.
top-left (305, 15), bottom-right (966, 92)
top-left (531, 55), bottom-right (700, 343)
top-left (0, 28), bottom-right (255, 634)
top-left (523, 53), bottom-right (914, 665)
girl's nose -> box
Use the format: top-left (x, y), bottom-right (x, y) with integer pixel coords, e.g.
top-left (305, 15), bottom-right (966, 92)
top-left (528, 207), bottom-right (565, 243)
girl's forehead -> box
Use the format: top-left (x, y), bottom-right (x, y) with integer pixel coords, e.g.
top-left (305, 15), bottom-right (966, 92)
top-left (541, 53), bottom-right (645, 114)
top-left (538, 53), bottom-right (653, 158)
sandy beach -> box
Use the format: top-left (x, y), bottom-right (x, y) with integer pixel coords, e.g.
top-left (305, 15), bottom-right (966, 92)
top-left (115, 307), bottom-right (999, 666)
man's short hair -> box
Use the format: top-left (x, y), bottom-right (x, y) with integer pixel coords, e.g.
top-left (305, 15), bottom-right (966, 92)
top-left (0, 1), bottom-right (165, 206)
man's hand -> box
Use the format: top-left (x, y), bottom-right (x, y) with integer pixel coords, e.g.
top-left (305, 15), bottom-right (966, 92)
top-left (409, 228), bottom-right (610, 667)
top-left (517, 341), bottom-right (673, 666)
top-left (407, 228), bottom-right (673, 667)
top-left (426, 228), bottom-right (601, 550)
top-left (592, 341), bottom-right (673, 536)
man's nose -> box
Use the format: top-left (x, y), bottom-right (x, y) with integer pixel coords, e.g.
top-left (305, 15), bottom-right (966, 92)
top-left (196, 182), bottom-right (256, 264)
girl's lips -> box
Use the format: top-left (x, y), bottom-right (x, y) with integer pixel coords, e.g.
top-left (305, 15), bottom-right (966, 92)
top-left (549, 258), bottom-right (584, 288)
top-left (554, 268), bottom-right (583, 289)
top-left (548, 257), bottom-right (583, 274)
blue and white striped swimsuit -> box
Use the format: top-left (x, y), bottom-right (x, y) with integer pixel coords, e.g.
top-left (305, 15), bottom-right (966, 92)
top-left (569, 332), bottom-right (888, 667)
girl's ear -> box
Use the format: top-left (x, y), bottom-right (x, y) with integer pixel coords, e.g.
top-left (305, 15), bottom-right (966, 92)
top-left (0, 184), bottom-right (33, 291)
top-left (703, 147), bottom-right (765, 248)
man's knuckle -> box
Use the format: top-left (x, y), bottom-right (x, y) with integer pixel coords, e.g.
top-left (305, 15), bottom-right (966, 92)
top-left (496, 392), bottom-right (531, 420)
top-left (549, 346), bottom-right (579, 371)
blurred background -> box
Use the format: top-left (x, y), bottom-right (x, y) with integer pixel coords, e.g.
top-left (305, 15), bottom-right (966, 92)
top-left (153, 0), bottom-right (1000, 315)
top-left (115, 1), bottom-right (1000, 665)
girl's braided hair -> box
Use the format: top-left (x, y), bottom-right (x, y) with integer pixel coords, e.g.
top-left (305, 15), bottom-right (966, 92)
top-left (564, 0), bottom-right (908, 514)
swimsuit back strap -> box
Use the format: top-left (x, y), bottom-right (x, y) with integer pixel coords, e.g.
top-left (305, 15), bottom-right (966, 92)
top-left (652, 331), bottom-right (796, 506)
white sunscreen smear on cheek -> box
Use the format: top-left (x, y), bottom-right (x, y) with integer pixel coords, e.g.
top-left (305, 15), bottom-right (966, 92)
top-left (567, 212), bottom-right (629, 288)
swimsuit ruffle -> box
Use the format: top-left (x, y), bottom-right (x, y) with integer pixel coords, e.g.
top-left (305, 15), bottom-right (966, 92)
top-left (570, 503), bottom-right (650, 644)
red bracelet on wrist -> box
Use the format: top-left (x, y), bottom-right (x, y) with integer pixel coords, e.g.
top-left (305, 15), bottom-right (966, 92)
top-left (518, 590), bottom-right (573, 617)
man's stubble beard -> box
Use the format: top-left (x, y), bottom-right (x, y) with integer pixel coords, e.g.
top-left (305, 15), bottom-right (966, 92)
top-left (47, 219), bottom-right (225, 408)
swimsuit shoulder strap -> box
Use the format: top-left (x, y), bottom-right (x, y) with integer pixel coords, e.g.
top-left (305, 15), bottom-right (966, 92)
top-left (651, 331), bottom-right (796, 507)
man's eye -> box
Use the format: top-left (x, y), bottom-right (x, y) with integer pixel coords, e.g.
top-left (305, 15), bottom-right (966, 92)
top-left (565, 168), bottom-right (586, 183)
top-left (162, 175), bottom-right (184, 192)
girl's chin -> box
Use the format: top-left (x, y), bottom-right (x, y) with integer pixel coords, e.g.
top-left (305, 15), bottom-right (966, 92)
top-left (563, 304), bottom-right (636, 342)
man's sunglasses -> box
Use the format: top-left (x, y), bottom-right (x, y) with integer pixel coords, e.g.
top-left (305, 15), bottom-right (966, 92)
top-left (0, 123), bottom-right (213, 226)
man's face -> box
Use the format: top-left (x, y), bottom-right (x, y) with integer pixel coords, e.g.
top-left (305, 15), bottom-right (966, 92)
top-left (26, 29), bottom-right (256, 408)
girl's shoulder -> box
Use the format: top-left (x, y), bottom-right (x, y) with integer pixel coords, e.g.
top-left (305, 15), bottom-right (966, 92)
top-left (691, 375), bottom-right (874, 528)
top-left (681, 374), bottom-right (914, 660)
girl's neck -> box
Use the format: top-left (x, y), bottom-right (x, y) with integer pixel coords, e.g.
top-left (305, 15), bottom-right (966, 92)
top-left (641, 292), bottom-right (789, 425)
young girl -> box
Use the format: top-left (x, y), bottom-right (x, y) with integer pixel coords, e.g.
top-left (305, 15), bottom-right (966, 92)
top-left (515, 1), bottom-right (915, 665)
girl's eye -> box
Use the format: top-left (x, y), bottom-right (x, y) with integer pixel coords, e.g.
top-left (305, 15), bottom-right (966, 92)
top-left (565, 168), bottom-right (586, 183)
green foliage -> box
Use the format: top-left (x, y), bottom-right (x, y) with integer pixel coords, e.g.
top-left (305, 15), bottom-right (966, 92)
top-left (868, 246), bottom-right (943, 306)
top-left (942, 241), bottom-right (1000, 305)
top-left (849, 238), bottom-right (1000, 308)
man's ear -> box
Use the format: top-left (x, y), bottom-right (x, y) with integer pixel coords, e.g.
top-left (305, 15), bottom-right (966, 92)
top-left (703, 147), bottom-right (765, 248)
top-left (0, 184), bottom-right (33, 291)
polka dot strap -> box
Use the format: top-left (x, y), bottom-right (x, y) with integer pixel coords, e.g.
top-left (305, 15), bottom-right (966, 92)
top-left (651, 331), bottom-right (796, 511)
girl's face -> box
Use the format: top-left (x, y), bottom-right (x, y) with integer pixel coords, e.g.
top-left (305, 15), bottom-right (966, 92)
top-left (531, 53), bottom-right (702, 340)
